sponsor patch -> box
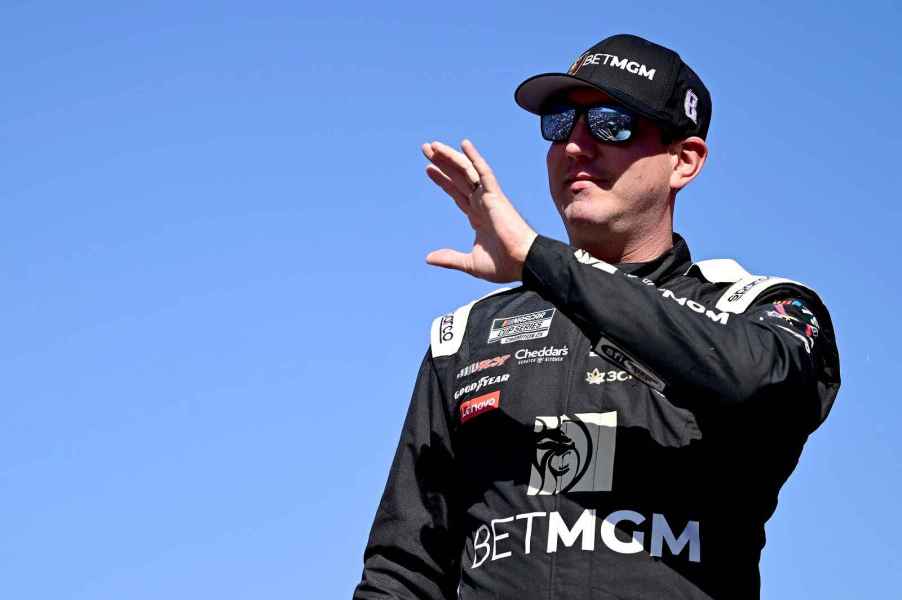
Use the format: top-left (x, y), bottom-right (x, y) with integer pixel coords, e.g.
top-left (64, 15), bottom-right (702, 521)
top-left (454, 373), bottom-right (510, 400)
top-left (773, 300), bottom-right (820, 331)
top-left (594, 337), bottom-right (665, 392)
top-left (460, 390), bottom-right (501, 424)
top-left (569, 52), bottom-right (657, 81)
top-left (585, 368), bottom-right (631, 384)
top-left (658, 288), bottom-right (730, 325)
top-left (468, 507), bottom-right (700, 568)
top-left (567, 51), bottom-right (589, 75)
top-left (487, 308), bottom-right (556, 345)
top-left (528, 412), bottom-right (617, 495)
top-left (515, 345), bottom-right (569, 366)
top-left (457, 354), bottom-right (511, 379)
top-left (438, 313), bottom-right (455, 343)
top-left (762, 299), bottom-right (820, 354)
top-left (726, 276), bottom-right (770, 303)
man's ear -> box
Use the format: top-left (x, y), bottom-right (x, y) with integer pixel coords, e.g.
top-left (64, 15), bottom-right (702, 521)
top-left (670, 136), bottom-right (708, 192)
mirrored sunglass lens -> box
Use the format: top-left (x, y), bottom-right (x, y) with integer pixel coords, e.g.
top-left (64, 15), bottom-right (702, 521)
top-left (587, 107), bottom-right (633, 142)
top-left (541, 109), bottom-right (576, 141)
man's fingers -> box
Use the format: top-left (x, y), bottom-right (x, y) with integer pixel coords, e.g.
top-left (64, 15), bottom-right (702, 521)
top-left (428, 157), bottom-right (480, 209)
top-left (461, 139), bottom-right (500, 192)
top-left (426, 248), bottom-right (472, 273)
top-left (432, 141), bottom-right (479, 179)
top-left (427, 141), bottom-right (480, 187)
top-left (425, 165), bottom-right (473, 217)
top-left (420, 142), bottom-right (438, 161)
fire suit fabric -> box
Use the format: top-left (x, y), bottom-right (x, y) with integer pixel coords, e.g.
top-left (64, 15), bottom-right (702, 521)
top-left (353, 234), bottom-right (841, 600)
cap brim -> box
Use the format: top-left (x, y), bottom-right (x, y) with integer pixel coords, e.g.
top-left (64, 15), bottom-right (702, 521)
top-left (515, 73), bottom-right (621, 114)
top-left (514, 72), bottom-right (667, 129)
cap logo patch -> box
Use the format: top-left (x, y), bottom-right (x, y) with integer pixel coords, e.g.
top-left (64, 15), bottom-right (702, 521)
top-left (573, 53), bottom-right (656, 81)
top-left (684, 89), bottom-right (698, 124)
top-left (567, 52), bottom-right (589, 75)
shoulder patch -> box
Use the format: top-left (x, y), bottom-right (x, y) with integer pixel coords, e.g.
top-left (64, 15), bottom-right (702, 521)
top-left (715, 275), bottom-right (812, 314)
top-left (430, 287), bottom-right (512, 358)
top-left (690, 258), bottom-right (815, 314)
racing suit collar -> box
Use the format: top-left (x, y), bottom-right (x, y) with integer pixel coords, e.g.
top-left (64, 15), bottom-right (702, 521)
top-left (615, 233), bottom-right (692, 284)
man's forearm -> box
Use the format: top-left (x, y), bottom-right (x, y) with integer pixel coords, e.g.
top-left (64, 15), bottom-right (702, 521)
top-left (522, 235), bottom-right (825, 410)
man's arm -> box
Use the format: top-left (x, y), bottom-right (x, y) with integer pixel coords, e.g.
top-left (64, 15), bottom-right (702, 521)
top-left (419, 140), bottom-right (839, 428)
top-left (522, 235), bottom-right (841, 429)
top-left (353, 350), bottom-right (462, 600)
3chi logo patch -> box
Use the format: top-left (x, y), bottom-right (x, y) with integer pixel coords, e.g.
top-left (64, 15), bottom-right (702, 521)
top-left (585, 368), bottom-right (631, 384)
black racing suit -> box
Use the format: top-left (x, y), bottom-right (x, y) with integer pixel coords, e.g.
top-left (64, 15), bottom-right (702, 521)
top-left (353, 234), bottom-right (841, 600)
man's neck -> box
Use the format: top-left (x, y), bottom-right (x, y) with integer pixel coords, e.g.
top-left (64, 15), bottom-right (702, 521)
top-left (569, 225), bottom-right (674, 265)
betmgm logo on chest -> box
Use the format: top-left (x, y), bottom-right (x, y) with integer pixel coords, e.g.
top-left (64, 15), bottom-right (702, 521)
top-left (471, 410), bottom-right (701, 568)
top-left (487, 308), bottom-right (556, 345)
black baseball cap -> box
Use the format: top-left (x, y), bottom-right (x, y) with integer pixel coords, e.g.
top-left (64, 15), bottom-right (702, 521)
top-left (515, 34), bottom-right (712, 140)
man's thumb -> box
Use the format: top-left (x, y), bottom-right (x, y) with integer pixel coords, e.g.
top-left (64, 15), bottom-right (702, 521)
top-left (426, 249), bottom-right (471, 273)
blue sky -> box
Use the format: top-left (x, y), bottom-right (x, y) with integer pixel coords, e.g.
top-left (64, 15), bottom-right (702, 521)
top-left (1, 1), bottom-right (900, 598)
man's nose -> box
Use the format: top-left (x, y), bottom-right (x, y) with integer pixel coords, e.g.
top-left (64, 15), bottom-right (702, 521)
top-left (564, 114), bottom-right (595, 158)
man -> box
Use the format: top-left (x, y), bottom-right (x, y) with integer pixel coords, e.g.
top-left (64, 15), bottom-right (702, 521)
top-left (353, 34), bottom-right (840, 599)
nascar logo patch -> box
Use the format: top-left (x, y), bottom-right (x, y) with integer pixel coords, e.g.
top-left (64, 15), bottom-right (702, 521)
top-left (487, 308), bottom-right (556, 345)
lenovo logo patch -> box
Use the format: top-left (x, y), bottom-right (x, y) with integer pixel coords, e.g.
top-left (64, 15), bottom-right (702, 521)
top-left (460, 390), bottom-right (501, 424)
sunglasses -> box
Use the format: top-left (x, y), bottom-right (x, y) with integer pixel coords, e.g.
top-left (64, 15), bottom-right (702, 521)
top-left (540, 104), bottom-right (636, 144)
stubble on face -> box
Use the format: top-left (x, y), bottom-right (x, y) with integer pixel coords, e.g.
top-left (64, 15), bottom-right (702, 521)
top-left (545, 88), bottom-right (675, 260)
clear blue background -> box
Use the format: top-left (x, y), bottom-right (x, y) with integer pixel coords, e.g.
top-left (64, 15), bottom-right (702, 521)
top-left (2, 1), bottom-right (899, 598)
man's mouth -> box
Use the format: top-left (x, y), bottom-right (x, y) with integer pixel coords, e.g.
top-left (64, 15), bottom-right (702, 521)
top-left (564, 171), bottom-right (604, 185)
top-left (564, 173), bottom-right (608, 189)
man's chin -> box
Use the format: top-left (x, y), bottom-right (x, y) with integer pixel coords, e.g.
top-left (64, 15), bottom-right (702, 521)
top-left (560, 200), bottom-right (617, 228)
top-left (558, 185), bottom-right (614, 207)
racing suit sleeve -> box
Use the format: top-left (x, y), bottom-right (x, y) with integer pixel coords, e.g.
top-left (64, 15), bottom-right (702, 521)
top-left (522, 235), bottom-right (840, 429)
top-left (353, 350), bottom-right (462, 600)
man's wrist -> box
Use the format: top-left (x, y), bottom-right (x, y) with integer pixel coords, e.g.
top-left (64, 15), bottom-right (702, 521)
top-left (522, 234), bottom-right (565, 291)
top-left (515, 231), bottom-right (539, 279)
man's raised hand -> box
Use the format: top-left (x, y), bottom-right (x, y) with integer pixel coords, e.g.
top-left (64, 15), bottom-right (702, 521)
top-left (421, 139), bottom-right (538, 283)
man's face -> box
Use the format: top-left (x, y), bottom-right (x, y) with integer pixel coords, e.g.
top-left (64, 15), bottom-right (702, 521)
top-left (546, 88), bottom-right (675, 244)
